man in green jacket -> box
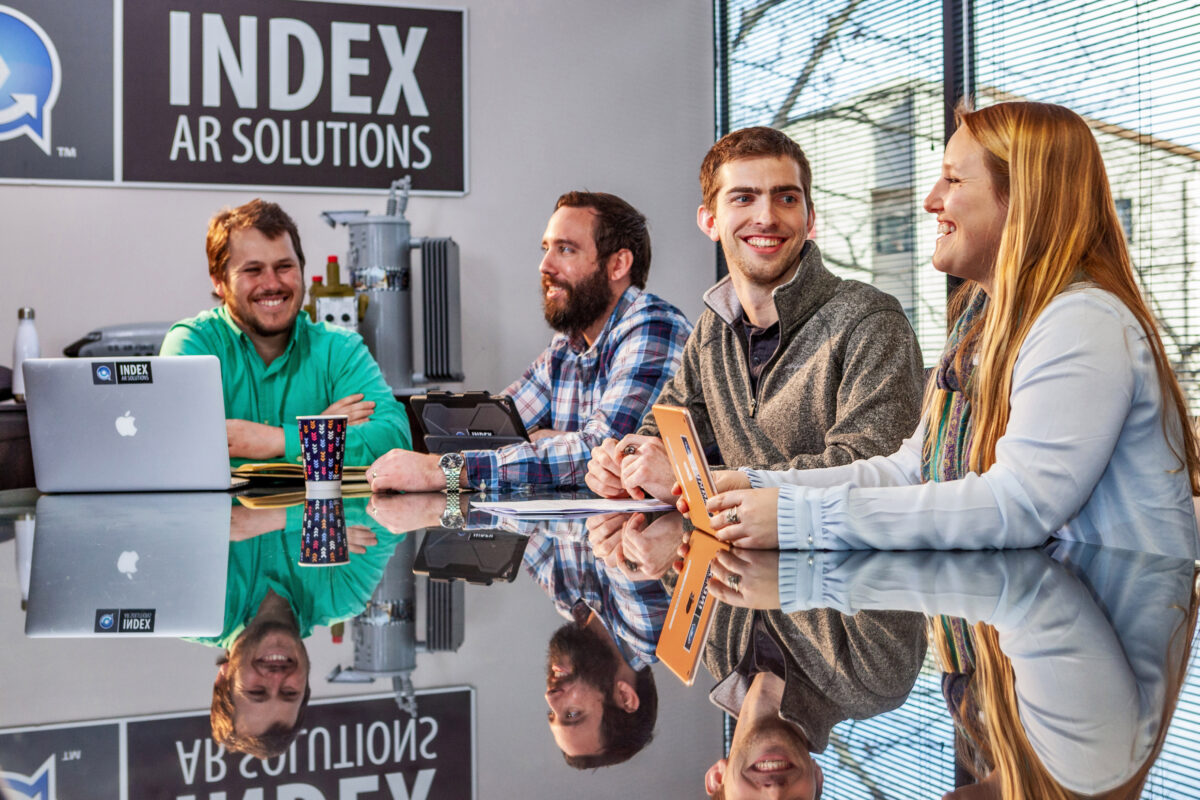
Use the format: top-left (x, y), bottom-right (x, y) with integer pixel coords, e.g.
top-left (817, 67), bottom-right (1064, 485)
top-left (160, 198), bottom-right (411, 466)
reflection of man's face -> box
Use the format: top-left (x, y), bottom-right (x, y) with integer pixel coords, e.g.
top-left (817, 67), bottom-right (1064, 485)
top-left (219, 621), bottom-right (310, 737)
top-left (706, 715), bottom-right (822, 799)
top-left (545, 622), bottom-right (619, 756)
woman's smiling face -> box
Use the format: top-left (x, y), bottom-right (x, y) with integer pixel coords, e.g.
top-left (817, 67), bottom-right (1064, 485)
top-left (923, 126), bottom-right (1008, 295)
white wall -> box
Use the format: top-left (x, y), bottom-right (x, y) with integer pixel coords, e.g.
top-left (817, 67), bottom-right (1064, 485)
top-left (1, 0), bottom-right (715, 395)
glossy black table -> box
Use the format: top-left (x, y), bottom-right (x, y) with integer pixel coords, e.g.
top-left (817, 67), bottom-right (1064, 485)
top-left (0, 488), bottom-right (1197, 799)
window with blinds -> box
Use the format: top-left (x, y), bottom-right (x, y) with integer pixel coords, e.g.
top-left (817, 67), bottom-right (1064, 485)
top-left (717, 0), bottom-right (947, 362)
top-left (972, 1), bottom-right (1200, 406)
top-left (717, 3), bottom-right (1200, 796)
top-left (718, 0), bottom-right (1200, 408)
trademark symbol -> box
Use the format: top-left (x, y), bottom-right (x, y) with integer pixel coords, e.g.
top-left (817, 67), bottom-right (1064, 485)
top-left (56, 145), bottom-right (76, 158)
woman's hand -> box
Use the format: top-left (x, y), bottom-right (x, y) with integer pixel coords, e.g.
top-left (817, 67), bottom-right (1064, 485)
top-left (675, 469), bottom-right (753, 515)
top-left (705, 488), bottom-right (780, 549)
top-left (705, 548), bottom-right (780, 609)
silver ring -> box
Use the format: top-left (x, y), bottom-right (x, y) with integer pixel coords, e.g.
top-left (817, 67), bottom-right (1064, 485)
top-left (728, 573), bottom-right (742, 592)
top-left (624, 558), bottom-right (640, 571)
top-left (371, 469), bottom-right (378, 480)
top-left (623, 444), bottom-right (638, 456)
top-left (726, 507), bottom-right (740, 525)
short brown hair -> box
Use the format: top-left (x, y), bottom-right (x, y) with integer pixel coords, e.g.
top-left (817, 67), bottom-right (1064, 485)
top-left (562, 666), bottom-right (657, 769)
top-left (207, 199), bottom-right (306, 282)
top-left (699, 127), bottom-right (813, 214)
top-left (210, 662), bottom-right (311, 760)
top-left (555, 191), bottom-right (652, 289)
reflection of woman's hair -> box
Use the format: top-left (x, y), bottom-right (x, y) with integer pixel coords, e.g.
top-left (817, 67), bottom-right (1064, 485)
top-left (923, 101), bottom-right (1200, 487)
top-left (936, 567), bottom-right (1199, 800)
top-left (211, 654), bottom-right (312, 759)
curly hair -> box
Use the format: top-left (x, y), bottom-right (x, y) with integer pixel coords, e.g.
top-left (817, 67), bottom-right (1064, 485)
top-left (207, 198), bottom-right (306, 282)
top-left (210, 659), bottom-right (312, 760)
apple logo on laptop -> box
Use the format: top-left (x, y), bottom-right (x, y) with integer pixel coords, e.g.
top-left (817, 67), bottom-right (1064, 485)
top-left (115, 411), bottom-right (137, 437)
top-left (117, 551), bottom-right (139, 579)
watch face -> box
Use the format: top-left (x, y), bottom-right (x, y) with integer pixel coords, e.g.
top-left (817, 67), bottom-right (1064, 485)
top-left (440, 452), bottom-right (465, 470)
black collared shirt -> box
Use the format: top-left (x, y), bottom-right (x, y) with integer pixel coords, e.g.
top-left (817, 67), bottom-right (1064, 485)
top-left (735, 313), bottom-right (781, 396)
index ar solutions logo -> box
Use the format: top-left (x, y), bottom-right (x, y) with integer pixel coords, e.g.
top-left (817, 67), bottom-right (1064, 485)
top-left (0, 5), bottom-right (61, 155)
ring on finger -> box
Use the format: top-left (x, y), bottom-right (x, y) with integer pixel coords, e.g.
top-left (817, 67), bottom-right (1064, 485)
top-left (726, 507), bottom-right (740, 526)
top-left (727, 572), bottom-right (742, 592)
top-left (624, 558), bottom-right (640, 571)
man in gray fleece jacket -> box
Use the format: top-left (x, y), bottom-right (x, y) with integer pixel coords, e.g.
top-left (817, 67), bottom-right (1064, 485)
top-left (587, 126), bottom-right (923, 502)
top-left (702, 601), bottom-right (927, 798)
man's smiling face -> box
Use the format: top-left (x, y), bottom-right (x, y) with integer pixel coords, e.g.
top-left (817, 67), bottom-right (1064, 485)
top-left (213, 227), bottom-right (305, 341)
top-left (700, 155), bottom-right (815, 290)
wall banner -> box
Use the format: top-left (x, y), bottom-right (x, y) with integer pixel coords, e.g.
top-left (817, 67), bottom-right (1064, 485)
top-left (0, 0), bottom-right (468, 194)
top-left (0, 687), bottom-right (476, 800)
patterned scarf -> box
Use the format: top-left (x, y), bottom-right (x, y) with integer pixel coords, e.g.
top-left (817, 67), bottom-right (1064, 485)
top-left (922, 290), bottom-right (988, 683)
top-left (921, 289), bottom-right (988, 486)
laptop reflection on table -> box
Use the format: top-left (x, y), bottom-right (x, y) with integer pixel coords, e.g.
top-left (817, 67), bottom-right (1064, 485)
top-left (25, 493), bottom-right (230, 638)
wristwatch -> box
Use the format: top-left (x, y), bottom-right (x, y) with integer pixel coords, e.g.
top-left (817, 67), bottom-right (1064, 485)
top-left (439, 452), bottom-right (465, 493)
top-left (440, 490), bottom-right (465, 529)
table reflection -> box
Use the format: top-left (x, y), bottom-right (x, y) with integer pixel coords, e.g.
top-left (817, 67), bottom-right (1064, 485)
top-left (773, 543), bottom-right (1198, 799)
top-left (2, 489), bottom-right (1199, 799)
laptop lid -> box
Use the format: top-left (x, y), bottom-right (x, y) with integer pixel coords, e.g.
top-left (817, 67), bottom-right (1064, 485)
top-left (23, 356), bottom-right (230, 492)
top-left (25, 493), bottom-right (230, 637)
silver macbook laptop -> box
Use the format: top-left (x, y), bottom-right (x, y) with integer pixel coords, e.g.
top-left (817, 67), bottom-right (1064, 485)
top-left (25, 493), bottom-right (230, 637)
top-left (23, 355), bottom-right (231, 492)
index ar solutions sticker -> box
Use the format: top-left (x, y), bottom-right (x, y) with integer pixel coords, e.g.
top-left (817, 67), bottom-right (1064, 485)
top-left (92, 361), bottom-right (153, 385)
top-left (95, 609), bottom-right (156, 633)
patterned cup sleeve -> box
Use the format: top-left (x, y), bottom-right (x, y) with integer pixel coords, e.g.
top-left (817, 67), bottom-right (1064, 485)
top-left (300, 496), bottom-right (349, 565)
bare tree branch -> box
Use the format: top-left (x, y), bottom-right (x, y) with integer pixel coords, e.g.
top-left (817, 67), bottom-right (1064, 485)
top-left (731, 0), bottom-right (790, 49)
top-left (770, 0), bottom-right (867, 128)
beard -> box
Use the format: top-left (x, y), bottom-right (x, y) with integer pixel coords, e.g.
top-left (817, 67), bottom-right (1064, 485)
top-left (542, 263), bottom-right (613, 337)
top-left (547, 622), bottom-right (619, 692)
top-left (225, 291), bottom-right (301, 339)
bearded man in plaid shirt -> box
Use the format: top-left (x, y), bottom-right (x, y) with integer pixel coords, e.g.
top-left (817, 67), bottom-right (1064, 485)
top-left (369, 191), bottom-right (692, 492)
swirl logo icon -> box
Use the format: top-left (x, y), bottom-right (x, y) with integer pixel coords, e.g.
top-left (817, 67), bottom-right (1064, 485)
top-left (0, 6), bottom-right (61, 155)
top-left (0, 755), bottom-right (56, 800)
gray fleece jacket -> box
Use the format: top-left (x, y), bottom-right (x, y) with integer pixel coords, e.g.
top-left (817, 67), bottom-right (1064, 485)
top-left (639, 241), bottom-right (923, 469)
top-left (705, 605), bottom-right (928, 753)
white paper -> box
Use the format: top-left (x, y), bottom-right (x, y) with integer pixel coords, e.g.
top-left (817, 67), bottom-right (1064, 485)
top-left (470, 497), bottom-right (672, 518)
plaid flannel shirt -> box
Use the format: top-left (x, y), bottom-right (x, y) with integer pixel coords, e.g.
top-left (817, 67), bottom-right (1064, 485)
top-left (522, 519), bottom-right (671, 670)
top-left (464, 287), bottom-right (691, 489)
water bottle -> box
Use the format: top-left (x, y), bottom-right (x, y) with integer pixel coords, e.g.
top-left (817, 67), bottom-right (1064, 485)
top-left (12, 307), bottom-right (39, 403)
